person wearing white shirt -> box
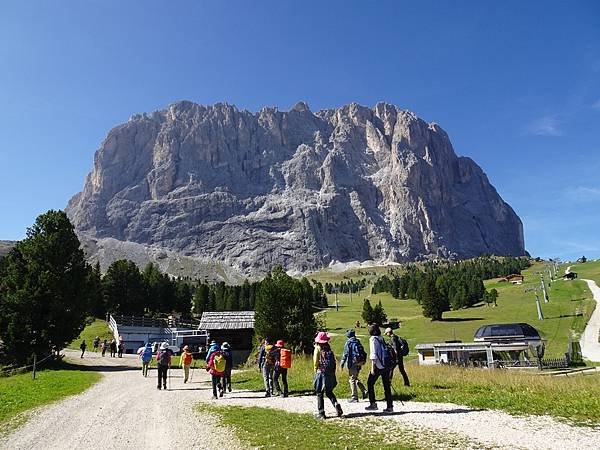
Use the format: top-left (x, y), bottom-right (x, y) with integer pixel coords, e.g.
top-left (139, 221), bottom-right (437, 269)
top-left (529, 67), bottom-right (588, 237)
top-left (365, 324), bottom-right (394, 412)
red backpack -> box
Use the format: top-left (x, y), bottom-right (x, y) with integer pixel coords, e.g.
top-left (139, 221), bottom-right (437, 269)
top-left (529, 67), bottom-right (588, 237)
top-left (280, 348), bottom-right (292, 369)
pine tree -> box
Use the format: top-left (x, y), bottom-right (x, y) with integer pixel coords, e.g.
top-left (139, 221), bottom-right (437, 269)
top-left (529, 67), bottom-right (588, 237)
top-left (372, 301), bottom-right (387, 325)
top-left (362, 299), bottom-right (375, 324)
top-left (0, 210), bottom-right (92, 364)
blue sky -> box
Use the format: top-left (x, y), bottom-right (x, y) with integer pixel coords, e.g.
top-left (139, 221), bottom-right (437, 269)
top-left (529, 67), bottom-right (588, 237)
top-left (1, 1), bottom-right (599, 261)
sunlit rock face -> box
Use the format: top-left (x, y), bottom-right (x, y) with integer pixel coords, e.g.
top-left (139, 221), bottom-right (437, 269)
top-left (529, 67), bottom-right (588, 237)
top-left (67, 101), bottom-right (525, 277)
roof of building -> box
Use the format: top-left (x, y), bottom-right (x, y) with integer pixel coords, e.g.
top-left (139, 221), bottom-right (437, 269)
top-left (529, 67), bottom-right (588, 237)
top-left (198, 311), bottom-right (255, 330)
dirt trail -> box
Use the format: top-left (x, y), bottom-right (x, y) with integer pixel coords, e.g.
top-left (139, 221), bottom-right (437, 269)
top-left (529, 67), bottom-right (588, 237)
top-left (2, 351), bottom-right (600, 450)
top-left (580, 278), bottom-right (600, 361)
top-left (0, 350), bottom-right (245, 450)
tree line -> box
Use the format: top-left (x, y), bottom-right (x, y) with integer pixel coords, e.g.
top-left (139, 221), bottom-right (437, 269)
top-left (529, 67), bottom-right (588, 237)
top-left (0, 210), bottom-right (328, 363)
top-left (371, 256), bottom-right (530, 320)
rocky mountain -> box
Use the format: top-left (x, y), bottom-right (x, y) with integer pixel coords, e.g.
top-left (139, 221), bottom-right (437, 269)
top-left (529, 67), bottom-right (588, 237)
top-left (0, 241), bottom-right (17, 260)
top-left (66, 101), bottom-right (525, 279)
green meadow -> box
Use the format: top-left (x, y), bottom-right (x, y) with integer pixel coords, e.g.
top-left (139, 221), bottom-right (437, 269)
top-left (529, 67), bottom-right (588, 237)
top-left (67, 318), bottom-right (115, 351)
top-left (313, 262), bottom-right (594, 358)
top-left (0, 363), bottom-right (100, 428)
top-left (568, 259), bottom-right (600, 285)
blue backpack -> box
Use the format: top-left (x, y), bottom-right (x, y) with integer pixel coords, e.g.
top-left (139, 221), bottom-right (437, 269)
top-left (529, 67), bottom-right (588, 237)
top-left (142, 345), bottom-right (153, 362)
top-left (378, 337), bottom-right (396, 370)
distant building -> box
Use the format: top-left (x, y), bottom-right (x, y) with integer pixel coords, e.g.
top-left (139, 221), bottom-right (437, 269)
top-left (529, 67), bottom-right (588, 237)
top-left (198, 311), bottom-right (255, 365)
top-left (499, 274), bottom-right (524, 284)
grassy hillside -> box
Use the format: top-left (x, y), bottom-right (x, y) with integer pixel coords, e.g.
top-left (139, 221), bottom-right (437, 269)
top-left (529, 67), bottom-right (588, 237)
top-left (319, 262), bottom-right (594, 358)
top-left (568, 259), bottom-right (600, 285)
top-left (67, 318), bottom-right (114, 350)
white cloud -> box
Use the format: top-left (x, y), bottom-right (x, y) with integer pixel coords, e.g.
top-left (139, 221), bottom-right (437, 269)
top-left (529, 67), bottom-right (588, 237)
top-left (564, 186), bottom-right (600, 202)
top-left (527, 116), bottom-right (563, 136)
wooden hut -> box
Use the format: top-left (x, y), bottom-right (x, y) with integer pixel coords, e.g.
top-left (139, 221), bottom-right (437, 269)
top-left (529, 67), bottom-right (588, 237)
top-left (198, 311), bottom-right (255, 365)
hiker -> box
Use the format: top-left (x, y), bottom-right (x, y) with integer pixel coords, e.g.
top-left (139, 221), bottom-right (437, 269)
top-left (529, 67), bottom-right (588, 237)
top-left (206, 346), bottom-right (226, 398)
top-left (355, 320), bottom-right (361, 329)
top-left (259, 337), bottom-right (276, 397)
top-left (156, 342), bottom-right (172, 390)
top-left (205, 340), bottom-right (219, 362)
top-left (109, 339), bottom-right (117, 357)
top-left (273, 339), bottom-right (290, 397)
top-left (79, 340), bottom-right (87, 358)
top-left (101, 339), bottom-right (107, 357)
top-left (180, 345), bottom-right (193, 383)
top-left (92, 336), bottom-right (100, 352)
top-left (365, 324), bottom-right (394, 412)
top-left (313, 331), bottom-right (343, 419)
top-left (220, 342), bottom-right (233, 393)
top-left (340, 329), bottom-right (368, 402)
top-left (256, 338), bottom-right (266, 371)
top-left (139, 342), bottom-right (153, 377)
top-left (385, 327), bottom-right (410, 386)
top-left (117, 340), bottom-right (124, 358)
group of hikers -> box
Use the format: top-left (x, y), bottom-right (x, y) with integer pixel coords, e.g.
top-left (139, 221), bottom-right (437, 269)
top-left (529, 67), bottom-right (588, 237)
top-left (81, 337), bottom-right (124, 358)
top-left (134, 340), bottom-right (234, 395)
top-left (257, 338), bottom-right (292, 397)
top-left (79, 323), bottom-right (410, 419)
top-left (256, 324), bottom-right (409, 419)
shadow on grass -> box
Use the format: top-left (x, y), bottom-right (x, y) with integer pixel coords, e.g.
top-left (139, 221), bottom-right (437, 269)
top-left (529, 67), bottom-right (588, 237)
top-left (440, 318), bottom-right (484, 322)
top-left (344, 407), bottom-right (479, 419)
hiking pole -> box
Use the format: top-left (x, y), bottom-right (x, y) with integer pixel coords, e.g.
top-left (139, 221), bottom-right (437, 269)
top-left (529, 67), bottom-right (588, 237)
top-left (190, 360), bottom-right (196, 382)
top-left (390, 382), bottom-right (404, 406)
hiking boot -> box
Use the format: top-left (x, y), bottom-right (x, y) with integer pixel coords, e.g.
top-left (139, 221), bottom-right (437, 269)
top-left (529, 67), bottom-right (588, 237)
top-left (314, 413), bottom-right (326, 420)
top-left (163, 384), bottom-right (167, 390)
top-left (219, 389), bottom-right (224, 397)
top-left (383, 406), bottom-right (394, 413)
top-left (157, 386), bottom-right (161, 390)
top-left (265, 392), bottom-right (271, 397)
top-left (335, 403), bottom-right (344, 417)
top-left (228, 387), bottom-right (232, 393)
top-left (365, 403), bottom-right (378, 411)
top-left (212, 395), bottom-right (218, 400)
top-left (283, 393), bottom-right (288, 398)
top-left (348, 398), bottom-right (358, 403)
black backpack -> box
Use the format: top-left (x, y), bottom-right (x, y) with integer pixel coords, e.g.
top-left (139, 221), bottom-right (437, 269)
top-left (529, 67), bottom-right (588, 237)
top-left (397, 336), bottom-right (409, 357)
top-left (351, 340), bottom-right (367, 366)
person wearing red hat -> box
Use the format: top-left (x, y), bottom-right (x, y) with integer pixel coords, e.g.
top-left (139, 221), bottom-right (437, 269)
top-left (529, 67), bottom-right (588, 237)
top-left (273, 339), bottom-right (289, 397)
top-left (312, 331), bottom-right (343, 419)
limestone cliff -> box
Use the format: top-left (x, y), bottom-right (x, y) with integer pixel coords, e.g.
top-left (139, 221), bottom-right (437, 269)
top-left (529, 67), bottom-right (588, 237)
top-left (66, 101), bottom-right (525, 278)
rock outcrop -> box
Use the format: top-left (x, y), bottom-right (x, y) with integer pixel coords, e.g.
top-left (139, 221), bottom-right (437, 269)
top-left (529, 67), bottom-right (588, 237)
top-left (66, 101), bottom-right (525, 277)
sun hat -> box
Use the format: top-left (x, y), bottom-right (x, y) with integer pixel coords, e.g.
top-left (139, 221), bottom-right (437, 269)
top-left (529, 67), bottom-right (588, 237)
top-left (276, 339), bottom-right (285, 348)
top-left (346, 329), bottom-right (355, 338)
top-left (384, 327), bottom-right (393, 335)
top-left (314, 331), bottom-right (330, 344)
top-left (160, 342), bottom-right (169, 350)
top-left (221, 342), bottom-right (230, 350)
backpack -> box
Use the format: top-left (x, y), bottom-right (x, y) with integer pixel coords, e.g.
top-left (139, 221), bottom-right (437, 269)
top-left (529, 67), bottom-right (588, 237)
top-left (213, 353), bottom-right (226, 373)
top-left (378, 337), bottom-right (396, 370)
top-left (142, 346), bottom-right (153, 362)
top-left (157, 349), bottom-right (171, 366)
top-left (351, 340), bottom-right (367, 366)
top-left (397, 337), bottom-right (409, 357)
top-left (264, 344), bottom-right (276, 366)
top-left (318, 347), bottom-right (336, 374)
top-left (182, 351), bottom-right (193, 365)
top-left (279, 348), bottom-right (292, 369)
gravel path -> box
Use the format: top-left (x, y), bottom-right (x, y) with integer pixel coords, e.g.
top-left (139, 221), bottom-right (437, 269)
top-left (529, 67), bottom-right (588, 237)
top-left (214, 390), bottom-right (600, 450)
top-left (580, 278), bottom-right (600, 362)
top-left (0, 351), bottom-right (245, 450)
top-left (2, 350), bottom-right (600, 449)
